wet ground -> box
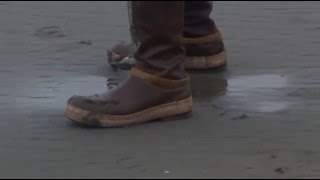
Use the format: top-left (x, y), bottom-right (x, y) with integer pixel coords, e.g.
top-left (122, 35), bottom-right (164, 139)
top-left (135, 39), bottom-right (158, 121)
top-left (1, 1), bottom-right (320, 179)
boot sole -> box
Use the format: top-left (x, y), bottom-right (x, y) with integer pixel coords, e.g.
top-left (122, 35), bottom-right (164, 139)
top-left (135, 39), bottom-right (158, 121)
top-left (107, 51), bottom-right (227, 70)
top-left (183, 51), bottom-right (227, 70)
top-left (66, 97), bottom-right (193, 128)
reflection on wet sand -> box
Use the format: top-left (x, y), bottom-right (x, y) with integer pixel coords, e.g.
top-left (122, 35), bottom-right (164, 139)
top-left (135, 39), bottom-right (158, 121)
top-left (189, 70), bottom-right (227, 103)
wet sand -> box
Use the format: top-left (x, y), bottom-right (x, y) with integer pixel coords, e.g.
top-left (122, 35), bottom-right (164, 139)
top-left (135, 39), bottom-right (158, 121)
top-left (1, 1), bottom-right (320, 178)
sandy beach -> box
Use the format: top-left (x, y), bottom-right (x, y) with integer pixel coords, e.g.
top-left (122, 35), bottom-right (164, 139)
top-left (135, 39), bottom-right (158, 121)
top-left (0, 1), bottom-right (320, 178)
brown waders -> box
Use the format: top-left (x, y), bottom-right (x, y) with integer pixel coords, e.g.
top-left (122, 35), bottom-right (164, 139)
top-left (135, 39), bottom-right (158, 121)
top-left (67, 2), bottom-right (191, 127)
top-left (108, 1), bottom-right (227, 70)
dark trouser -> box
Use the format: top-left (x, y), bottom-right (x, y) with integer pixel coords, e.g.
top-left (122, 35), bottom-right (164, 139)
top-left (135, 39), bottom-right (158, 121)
top-left (132, 1), bottom-right (218, 79)
top-left (184, 1), bottom-right (217, 37)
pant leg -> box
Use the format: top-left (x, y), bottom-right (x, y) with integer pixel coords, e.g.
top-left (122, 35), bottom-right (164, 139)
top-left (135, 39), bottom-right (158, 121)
top-left (184, 1), bottom-right (225, 57)
top-left (132, 1), bottom-right (186, 79)
top-left (184, 1), bottom-right (217, 37)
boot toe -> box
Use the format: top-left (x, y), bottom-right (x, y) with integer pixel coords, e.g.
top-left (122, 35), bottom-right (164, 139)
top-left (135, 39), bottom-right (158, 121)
top-left (67, 95), bottom-right (93, 111)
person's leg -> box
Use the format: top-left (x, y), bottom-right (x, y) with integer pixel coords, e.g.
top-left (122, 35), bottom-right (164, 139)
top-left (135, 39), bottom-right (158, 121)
top-left (108, 1), bottom-right (227, 70)
top-left (66, 1), bottom-right (192, 127)
top-left (131, 1), bottom-right (186, 79)
top-left (184, 1), bottom-right (218, 38)
top-left (182, 1), bottom-right (227, 69)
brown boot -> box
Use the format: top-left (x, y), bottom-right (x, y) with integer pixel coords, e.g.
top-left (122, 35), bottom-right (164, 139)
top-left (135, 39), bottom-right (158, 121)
top-left (183, 1), bottom-right (227, 69)
top-left (107, 42), bottom-right (134, 66)
top-left (66, 1), bottom-right (193, 127)
top-left (107, 1), bottom-right (226, 70)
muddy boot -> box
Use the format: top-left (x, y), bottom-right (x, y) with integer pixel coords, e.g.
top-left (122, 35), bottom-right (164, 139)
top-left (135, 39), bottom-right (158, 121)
top-left (107, 42), bottom-right (134, 66)
top-left (107, 34), bottom-right (226, 70)
top-left (107, 42), bottom-right (135, 69)
top-left (66, 1), bottom-right (193, 128)
top-left (183, 1), bottom-right (227, 69)
top-left (107, 1), bottom-right (226, 70)
top-left (107, 2), bottom-right (137, 69)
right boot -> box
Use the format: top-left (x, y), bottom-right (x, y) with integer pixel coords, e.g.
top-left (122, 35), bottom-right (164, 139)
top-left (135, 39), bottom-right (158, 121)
top-left (107, 31), bottom-right (226, 70)
top-left (108, 1), bottom-right (226, 70)
top-left (66, 1), bottom-right (193, 128)
top-left (182, 1), bottom-right (227, 69)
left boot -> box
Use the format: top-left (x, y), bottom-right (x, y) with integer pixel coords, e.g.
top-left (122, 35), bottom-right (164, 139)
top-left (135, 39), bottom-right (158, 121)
top-left (66, 68), bottom-right (192, 128)
top-left (66, 1), bottom-right (193, 128)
